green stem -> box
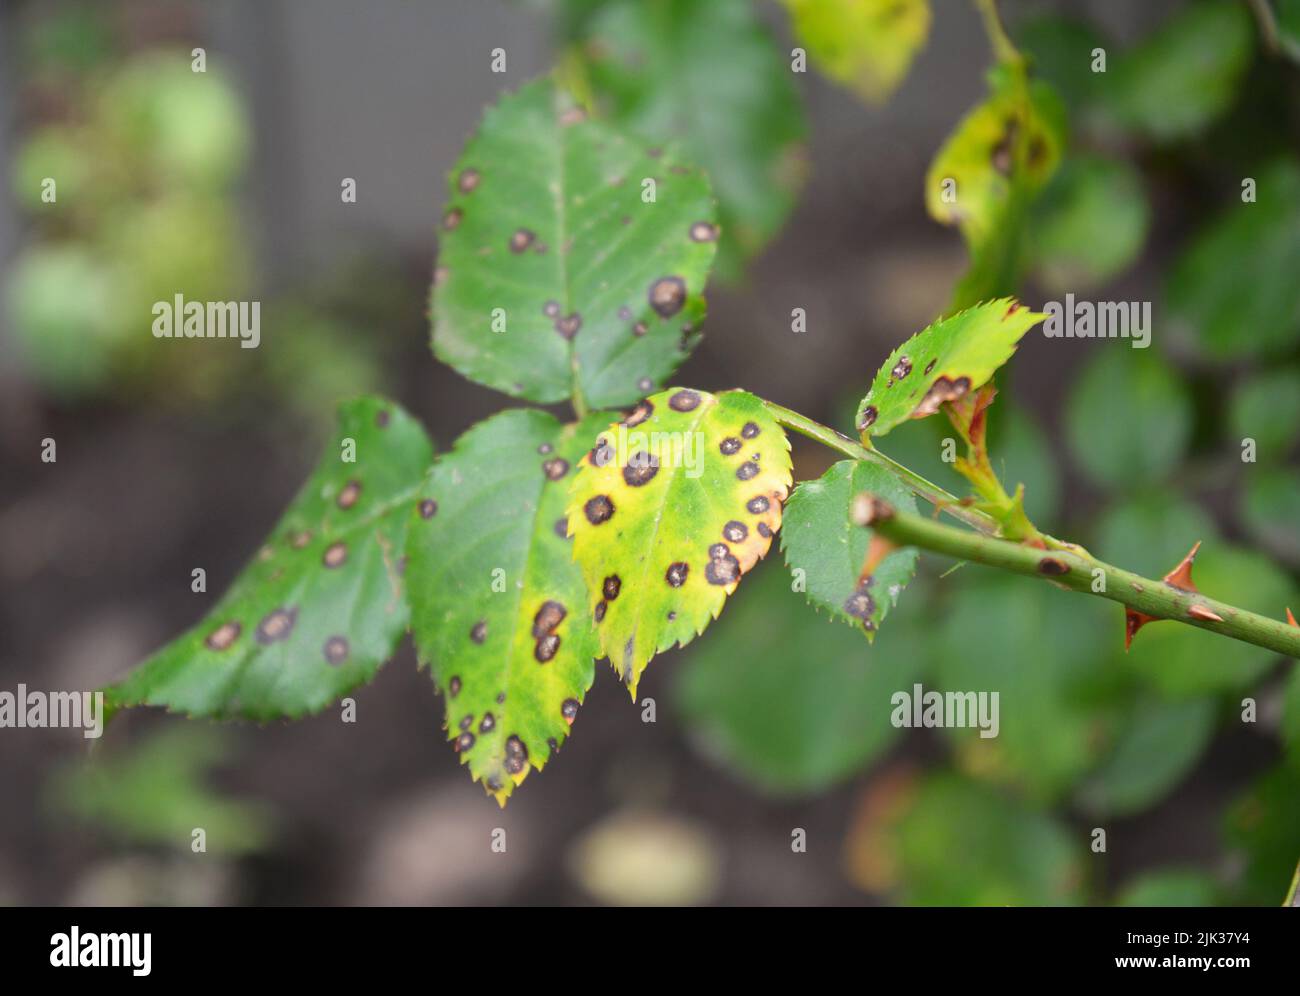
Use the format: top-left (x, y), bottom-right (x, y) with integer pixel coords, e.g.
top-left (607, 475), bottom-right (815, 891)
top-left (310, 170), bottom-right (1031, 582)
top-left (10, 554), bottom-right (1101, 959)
top-left (974, 0), bottom-right (1022, 66)
top-left (1247, 0), bottom-right (1281, 55)
top-left (761, 400), bottom-right (999, 535)
top-left (855, 496), bottom-right (1300, 660)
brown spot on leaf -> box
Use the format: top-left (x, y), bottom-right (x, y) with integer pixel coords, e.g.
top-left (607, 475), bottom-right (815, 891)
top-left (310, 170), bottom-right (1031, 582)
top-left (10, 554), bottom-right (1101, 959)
top-left (665, 562), bottom-right (689, 587)
top-left (736, 461), bottom-right (759, 481)
top-left (337, 480), bottom-right (362, 509)
top-left (923, 358), bottom-right (937, 375)
top-left (532, 600), bottom-right (567, 638)
top-left (843, 584), bottom-right (876, 628)
top-left (603, 575), bottom-right (622, 600)
top-left (535, 633), bottom-right (561, 663)
top-left (470, 620), bottom-right (487, 644)
top-left (594, 600), bottom-right (607, 623)
top-left (457, 168), bottom-right (480, 194)
top-left (255, 607), bottom-right (297, 645)
top-left (562, 699), bottom-right (579, 725)
top-left (649, 277), bottom-right (687, 319)
top-left (375, 409), bottom-right (390, 428)
top-left (589, 437), bottom-right (614, 466)
top-left (205, 621), bottom-right (241, 651)
top-left (633, 321), bottom-right (648, 336)
top-left (323, 635), bottom-right (349, 665)
top-left (509, 229), bottom-right (536, 253)
top-left (554, 517), bottom-right (570, 539)
top-left (858, 406), bottom-right (878, 432)
top-left (442, 208), bottom-right (462, 230)
top-left (479, 712), bottom-right (496, 734)
top-left (706, 551), bottom-right (741, 586)
top-left (723, 520), bottom-right (748, 543)
top-left (747, 496), bottom-right (770, 514)
top-left (891, 356), bottom-right (913, 382)
top-left (456, 732), bottom-right (475, 753)
top-left (913, 376), bottom-right (971, 418)
top-left (584, 495), bottom-right (615, 524)
top-left (741, 421), bottom-right (760, 439)
top-left (689, 221), bottom-right (718, 242)
top-left (504, 735), bottom-right (528, 774)
top-left (757, 522), bottom-right (772, 538)
top-left (543, 300), bottom-right (560, 318)
top-left (543, 457), bottom-right (570, 480)
top-left (290, 530), bottom-right (313, 549)
top-left (622, 400), bottom-right (654, 428)
top-left (622, 452), bottom-right (659, 487)
top-left (555, 313), bottom-right (582, 339)
top-left (419, 498), bottom-right (438, 519)
top-left (668, 389), bottom-right (700, 412)
top-left (719, 437), bottom-right (741, 455)
top-left (322, 541), bottom-right (348, 568)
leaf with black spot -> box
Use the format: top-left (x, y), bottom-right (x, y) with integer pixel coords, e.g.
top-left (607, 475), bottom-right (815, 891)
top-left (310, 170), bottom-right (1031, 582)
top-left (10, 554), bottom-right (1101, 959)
top-left (577, 0), bottom-right (805, 278)
top-left (406, 409), bottom-right (610, 805)
top-left (432, 77), bottom-right (718, 409)
top-left (855, 298), bottom-right (1045, 441)
top-left (104, 397), bottom-right (434, 720)
top-left (781, 461), bottom-right (918, 639)
top-left (567, 388), bottom-right (792, 695)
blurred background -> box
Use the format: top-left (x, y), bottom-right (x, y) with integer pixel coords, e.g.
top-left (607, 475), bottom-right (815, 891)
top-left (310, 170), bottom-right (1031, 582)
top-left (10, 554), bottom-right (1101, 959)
top-left (1, 0), bottom-right (1298, 906)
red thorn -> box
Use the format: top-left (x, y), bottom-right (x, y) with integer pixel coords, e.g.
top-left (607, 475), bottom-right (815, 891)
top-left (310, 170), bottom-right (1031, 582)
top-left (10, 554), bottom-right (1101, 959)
top-left (1162, 541), bottom-right (1201, 592)
top-left (1124, 608), bottom-right (1154, 651)
top-left (1188, 604), bottom-right (1224, 623)
top-left (1288, 608), bottom-right (1297, 628)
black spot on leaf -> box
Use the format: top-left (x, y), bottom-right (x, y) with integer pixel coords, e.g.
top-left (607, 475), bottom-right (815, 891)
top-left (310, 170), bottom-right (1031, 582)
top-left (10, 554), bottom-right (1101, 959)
top-left (584, 495), bottom-right (615, 524)
top-left (204, 621), bottom-right (241, 651)
top-left (665, 562), bottom-right (689, 587)
top-left (668, 389), bottom-right (700, 412)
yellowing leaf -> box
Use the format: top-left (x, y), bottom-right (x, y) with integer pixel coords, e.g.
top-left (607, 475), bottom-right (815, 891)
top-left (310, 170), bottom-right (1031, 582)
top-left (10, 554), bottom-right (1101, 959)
top-left (784, 0), bottom-right (931, 104)
top-left (567, 388), bottom-right (792, 695)
top-left (407, 409), bottom-right (611, 804)
top-left (855, 298), bottom-right (1045, 440)
top-left (926, 66), bottom-right (1065, 247)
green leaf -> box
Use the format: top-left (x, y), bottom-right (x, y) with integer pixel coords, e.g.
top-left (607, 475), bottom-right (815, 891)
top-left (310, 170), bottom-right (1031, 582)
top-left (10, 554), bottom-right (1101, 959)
top-left (1095, 493), bottom-right (1220, 579)
top-left (676, 563), bottom-right (927, 794)
top-left (780, 460), bottom-right (918, 637)
top-left (1017, 13), bottom-right (1111, 113)
top-left (1064, 348), bottom-right (1192, 491)
top-left (850, 773), bottom-right (1083, 906)
top-left (936, 573), bottom-right (1118, 802)
top-left (1076, 697), bottom-right (1218, 816)
top-left (1030, 154), bottom-right (1150, 291)
top-left (1241, 466), bottom-right (1300, 564)
top-left (406, 408), bottom-right (611, 805)
top-left (431, 77), bottom-right (719, 409)
top-left (925, 65), bottom-right (1066, 249)
top-left (1104, 0), bottom-right (1253, 142)
top-left (854, 298), bottom-right (1045, 439)
top-left (1280, 0), bottom-right (1300, 64)
top-left (1282, 665), bottom-right (1300, 770)
top-left (1115, 870), bottom-right (1219, 907)
top-left (1230, 367), bottom-right (1300, 460)
top-left (782, 0), bottom-right (931, 104)
top-left (105, 396), bottom-right (433, 720)
top-left (1123, 545), bottom-right (1295, 697)
top-left (568, 388), bottom-right (792, 695)
top-left (1225, 765), bottom-right (1300, 905)
top-left (47, 726), bottom-right (271, 854)
top-left (579, 0), bottom-right (806, 276)
top-left (1166, 158), bottom-right (1300, 358)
